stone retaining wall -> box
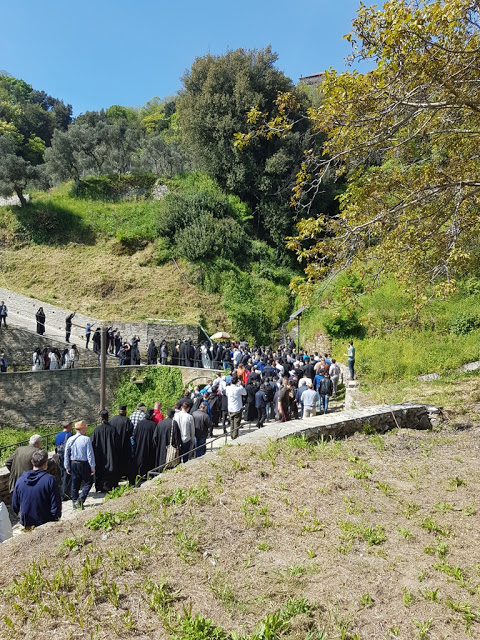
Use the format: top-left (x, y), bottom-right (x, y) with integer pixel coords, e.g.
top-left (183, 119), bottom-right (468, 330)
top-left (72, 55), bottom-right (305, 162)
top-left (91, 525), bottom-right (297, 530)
top-left (0, 364), bottom-right (215, 428)
top-left (0, 326), bottom-right (100, 370)
top-left (0, 287), bottom-right (198, 358)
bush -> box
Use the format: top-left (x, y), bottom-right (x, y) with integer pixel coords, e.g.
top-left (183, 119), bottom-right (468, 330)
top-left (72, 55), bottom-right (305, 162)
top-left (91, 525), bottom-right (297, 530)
top-left (449, 312), bottom-right (480, 336)
top-left (175, 214), bottom-right (249, 263)
top-left (114, 366), bottom-right (184, 414)
top-left (156, 237), bottom-right (173, 265)
top-left (323, 308), bottom-right (365, 339)
top-left (72, 174), bottom-right (157, 201)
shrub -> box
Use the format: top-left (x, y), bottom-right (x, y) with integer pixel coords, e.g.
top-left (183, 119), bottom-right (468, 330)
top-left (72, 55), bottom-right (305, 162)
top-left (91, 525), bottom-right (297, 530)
top-left (72, 174), bottom-right (157, 201)
top-left (449, 312), bottom-right (480, 336)
top-left (323, 308), bottom-right (365, 339)
top-left (114, 366), bottom-right (183, 414)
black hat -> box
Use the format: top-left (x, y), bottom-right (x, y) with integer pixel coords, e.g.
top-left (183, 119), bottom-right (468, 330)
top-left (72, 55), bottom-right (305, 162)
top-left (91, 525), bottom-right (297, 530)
top-left (99, 409), bottom-right (109, 420)
top-left (119, 404), bottom-right (127, 411)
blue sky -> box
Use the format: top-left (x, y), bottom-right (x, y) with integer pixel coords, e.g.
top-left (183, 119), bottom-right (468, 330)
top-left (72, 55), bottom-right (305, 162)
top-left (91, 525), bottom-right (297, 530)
top-left (0, 0), bottom-right (368, 115)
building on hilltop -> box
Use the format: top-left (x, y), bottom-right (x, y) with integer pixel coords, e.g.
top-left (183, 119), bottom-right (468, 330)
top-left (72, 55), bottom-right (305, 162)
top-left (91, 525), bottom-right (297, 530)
top-left (299, 72), bottom-right (325, 87)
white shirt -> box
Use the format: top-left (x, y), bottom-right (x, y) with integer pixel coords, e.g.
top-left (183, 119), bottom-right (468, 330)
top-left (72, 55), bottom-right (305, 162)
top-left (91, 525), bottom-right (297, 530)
top-left (226, 384), bottom-right (247, 413)
top-left (175, 410), bottom-right (195, 444)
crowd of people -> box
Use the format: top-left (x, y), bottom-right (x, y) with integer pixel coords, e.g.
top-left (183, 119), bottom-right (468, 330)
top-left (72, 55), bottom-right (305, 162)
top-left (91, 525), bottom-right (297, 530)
top-left (2, 337), bottom-right (357, 533)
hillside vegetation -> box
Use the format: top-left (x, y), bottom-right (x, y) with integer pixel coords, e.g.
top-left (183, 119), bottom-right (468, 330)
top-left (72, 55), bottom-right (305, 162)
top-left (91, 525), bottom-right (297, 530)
top-left (0, 175), bottom-right (294, 341)
top-left (299, 274), bottom-right (480, 383)
top-left (1, 413), bottom-right (480, 639)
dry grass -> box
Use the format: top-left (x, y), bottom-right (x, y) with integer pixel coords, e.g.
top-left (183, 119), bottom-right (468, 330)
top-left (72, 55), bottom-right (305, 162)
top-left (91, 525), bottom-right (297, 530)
top-left (1, 418), bottom-right (480, 639)
top-left (0, 241), bottom-right (228, 329)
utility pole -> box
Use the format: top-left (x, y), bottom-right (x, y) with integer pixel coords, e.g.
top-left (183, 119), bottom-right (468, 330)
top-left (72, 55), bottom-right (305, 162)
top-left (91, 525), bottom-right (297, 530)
top-left (100, 326), bottom-right (107, 411)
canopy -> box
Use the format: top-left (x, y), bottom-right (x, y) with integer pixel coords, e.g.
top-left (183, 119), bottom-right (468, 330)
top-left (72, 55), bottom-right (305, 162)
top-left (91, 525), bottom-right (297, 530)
top-left (210, 331), bottom-right (231, 340)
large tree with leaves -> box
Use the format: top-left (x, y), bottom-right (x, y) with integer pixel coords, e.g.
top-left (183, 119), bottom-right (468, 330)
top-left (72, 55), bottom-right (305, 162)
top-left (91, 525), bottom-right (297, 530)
top-left (0, 73), bottom-right (72, 204)
top-left (250, 1), bottom-right (480, 297)
top-left (177, 47), bottom-right (320, 253)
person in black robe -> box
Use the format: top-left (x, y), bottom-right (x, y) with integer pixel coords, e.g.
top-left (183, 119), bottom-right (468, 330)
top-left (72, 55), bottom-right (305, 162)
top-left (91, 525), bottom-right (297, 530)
top-left (92, 328), bottom-right (101, 355)
top-left (130, 336), bottom-right (141, 365)
top-left (147, 339), bottom-right (158, 365)
top-left (207, 386), bottom-right (221, 435)
top-left (153, 410), bottom-right (181, 470)
top-left (109, 405), bottom-right (135, 484)
top-left (36, 307), bottom-right (46, 335)
top-left (91, 410), bottom-right (122, 492)
top-left (65, 312), bottom-right (75, 343)
top-left (194, 343), bottom-right (203, 368)
top-left (133, 408), bottom-right (157, 481)
top-left (184, 339), bottom-right (193, 367)
top-left (244, 378), bottom-right (259, 423)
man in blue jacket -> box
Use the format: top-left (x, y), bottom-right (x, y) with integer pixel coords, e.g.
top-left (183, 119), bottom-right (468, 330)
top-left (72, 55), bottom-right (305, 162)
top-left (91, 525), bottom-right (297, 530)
top-left (12, 449), bottom-right (62, 529)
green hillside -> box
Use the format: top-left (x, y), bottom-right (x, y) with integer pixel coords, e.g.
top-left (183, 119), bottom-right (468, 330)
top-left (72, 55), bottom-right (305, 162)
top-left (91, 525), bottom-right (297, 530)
top-left (0, 176), bottom-right (295, 342)
top-left (299, 275), bottom-right (480, 383)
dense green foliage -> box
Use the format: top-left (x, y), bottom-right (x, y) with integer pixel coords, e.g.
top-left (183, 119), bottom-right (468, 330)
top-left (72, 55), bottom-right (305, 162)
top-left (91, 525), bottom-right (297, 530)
top-left (0, 72), bottom-right (71, 204)
top-left (114, 366), bottom-right (184, 415)
top-left (177, 47), bottom-right (328, 254)
top-left (300, 275), bottom-right (480, 383)
top-left (72, 173), bottom-right (157, 201)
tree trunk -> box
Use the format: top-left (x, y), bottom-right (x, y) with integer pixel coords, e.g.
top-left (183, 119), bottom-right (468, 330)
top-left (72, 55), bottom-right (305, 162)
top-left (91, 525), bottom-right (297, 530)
top-left (14, 186), bottom-right (27, 207)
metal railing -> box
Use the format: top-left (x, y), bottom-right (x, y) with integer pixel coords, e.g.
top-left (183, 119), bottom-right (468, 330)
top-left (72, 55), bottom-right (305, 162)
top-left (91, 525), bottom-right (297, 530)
top-left (0, 431), bottom-right (57, 464)
top-left (147, 430), bottom-right (229, 479)
top-left (146, 416), bottom-right (264, 480)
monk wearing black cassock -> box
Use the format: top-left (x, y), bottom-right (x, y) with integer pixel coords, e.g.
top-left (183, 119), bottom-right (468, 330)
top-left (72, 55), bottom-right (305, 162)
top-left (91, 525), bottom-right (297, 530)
top-left (153, 409), bottom-right (181, 470)
top-left (109, 405), bottom-right (135, 484)
top-left (91, 410), bottom-right (122, 492)
top-left (147, 339), bottom-right (158, 365)
top-left (194, 343), bottom-right (203, 368)
top-left (133, 408), bottom-right (157, 481)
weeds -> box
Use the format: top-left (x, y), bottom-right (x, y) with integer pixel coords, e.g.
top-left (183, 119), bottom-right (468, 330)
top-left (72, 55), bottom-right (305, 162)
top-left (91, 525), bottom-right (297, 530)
top-left (104, 482), bottom-right (134, 501)
top-left (422, 587), bottom-right (439, 602)
top-left (403, 588), bottom-right (414, 606)
top-left (446, 476), bottom-right (466, 491)
top-left (398, 527), bottom-right (413, 540)
top-left (421, 517), bottom-right (450, 537)
top-left (346, 456), bottom-right (375, 480)
top-left (84, 508), bottom-right (138, 531)
top-left (339, 521), bottom-right (387, 546)
top-left (413, 618), bottom-right (432, 639)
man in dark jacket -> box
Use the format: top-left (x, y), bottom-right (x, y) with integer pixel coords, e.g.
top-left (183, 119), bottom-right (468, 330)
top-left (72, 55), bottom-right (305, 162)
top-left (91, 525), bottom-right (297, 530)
top-left (318, 372), bottom-right (334, 415)
top-left (5, 435), bottom-right (43, 493)
top-left (91, 410), bottom-right (122, 492)
top-left (255, 385), bottom-right (268, 428)
top-left (12, 449), bottom-right (62, 529)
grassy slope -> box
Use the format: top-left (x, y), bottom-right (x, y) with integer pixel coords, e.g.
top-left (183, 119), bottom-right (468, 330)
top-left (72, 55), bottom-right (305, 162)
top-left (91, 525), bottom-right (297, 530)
top-left (1, 411), bottom-right (479, 639)
top-left (0, 184), bottom-right (229, 328)
top-left (300, 276), bottom-right (480, 383)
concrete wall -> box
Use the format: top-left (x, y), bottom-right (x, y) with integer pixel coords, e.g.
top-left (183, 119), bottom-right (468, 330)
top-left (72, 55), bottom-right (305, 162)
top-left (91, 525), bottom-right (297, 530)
top-left (0, 364), bottom-right (216, 428)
